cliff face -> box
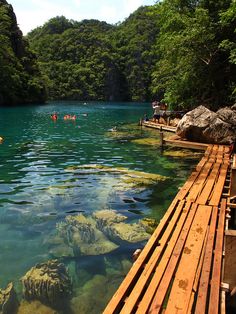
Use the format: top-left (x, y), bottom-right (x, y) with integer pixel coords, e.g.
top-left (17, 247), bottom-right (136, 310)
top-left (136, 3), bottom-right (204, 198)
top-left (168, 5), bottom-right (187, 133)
top-left (0, 0), bottom-right (46, 105)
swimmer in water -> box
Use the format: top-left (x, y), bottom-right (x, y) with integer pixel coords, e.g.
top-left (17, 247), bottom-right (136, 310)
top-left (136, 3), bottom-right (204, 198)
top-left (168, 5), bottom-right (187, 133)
top-left (51, 113), bottom-right (58, 120)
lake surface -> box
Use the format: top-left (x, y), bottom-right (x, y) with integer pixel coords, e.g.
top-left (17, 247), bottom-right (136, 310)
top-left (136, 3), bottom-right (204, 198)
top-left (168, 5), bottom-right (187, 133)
top-left (0, 101), bottom-right (200, 313)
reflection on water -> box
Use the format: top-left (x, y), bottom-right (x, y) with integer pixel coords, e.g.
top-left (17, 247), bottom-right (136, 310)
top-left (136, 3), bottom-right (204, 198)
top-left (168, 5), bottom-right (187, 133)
top-left (0, 101), bottom-right (200, 313)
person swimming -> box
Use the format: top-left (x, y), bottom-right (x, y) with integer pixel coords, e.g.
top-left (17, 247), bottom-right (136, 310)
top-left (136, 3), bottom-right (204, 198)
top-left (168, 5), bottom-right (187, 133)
top-left (51, 113), bottom-right (58, 120)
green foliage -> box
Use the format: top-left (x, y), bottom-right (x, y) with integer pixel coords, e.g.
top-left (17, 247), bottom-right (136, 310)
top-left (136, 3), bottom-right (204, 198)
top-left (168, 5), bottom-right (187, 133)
top-left (0, 0), bottom-right (46, 105)
top-left (27, 8), bottom-right (159, 102)
top-left (151, 0), bottom-right (236, 109)
top-left (1, 0), bottom-right (235, 108)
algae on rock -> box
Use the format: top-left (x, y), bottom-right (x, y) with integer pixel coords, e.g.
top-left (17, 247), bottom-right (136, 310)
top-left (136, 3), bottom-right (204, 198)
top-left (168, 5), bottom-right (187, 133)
top-left (93, 210), bottom-right (150, 243)
top-left (21, 260), bottom-right (72, 307)
top-left (56, 214), bottom-right (118, 256)
top-left (65, 164), bottom-right (168, 190)
top-left (0, 283), bottom-right (18, 314)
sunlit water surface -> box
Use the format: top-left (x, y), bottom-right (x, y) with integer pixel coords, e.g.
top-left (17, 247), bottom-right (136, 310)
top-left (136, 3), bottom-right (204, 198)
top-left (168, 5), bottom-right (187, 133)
top-left (0, 101), bottom-right (200, 313)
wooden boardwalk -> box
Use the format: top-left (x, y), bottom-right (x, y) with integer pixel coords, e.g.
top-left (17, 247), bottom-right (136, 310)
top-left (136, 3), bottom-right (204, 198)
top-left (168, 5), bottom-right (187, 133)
top-left (104, 144), bottom-right (233, 314)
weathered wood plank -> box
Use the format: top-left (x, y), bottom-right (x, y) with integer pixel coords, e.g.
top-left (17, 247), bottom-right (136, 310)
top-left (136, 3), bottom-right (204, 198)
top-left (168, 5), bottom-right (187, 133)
top-left (148, 204), bottom-right (198, 314)
top-left (197, 163), bottom-right (221, 205)
top-left (194, 206), bottom-right (219, 314)
top-left (164, 205), bottom-right (212, 314)
top-left (119, 200), bottom-right (186, 314)
top-left (187, 162), bottom-right (213, 202)
top-left (103, 198), bottom-right (180, 314)
top-left (187, 226), bottom-right (209, 314)
top-left (209, 164), bottom-right (229, 206)
top-left (208, 199), bottom-right (226, 314)
top-left (133, 202), bottom-right (193, 314)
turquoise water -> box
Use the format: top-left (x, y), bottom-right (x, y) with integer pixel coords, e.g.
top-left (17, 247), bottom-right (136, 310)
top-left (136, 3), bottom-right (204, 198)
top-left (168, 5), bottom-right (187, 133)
top-left (0, 102), bottom-right (199, 313)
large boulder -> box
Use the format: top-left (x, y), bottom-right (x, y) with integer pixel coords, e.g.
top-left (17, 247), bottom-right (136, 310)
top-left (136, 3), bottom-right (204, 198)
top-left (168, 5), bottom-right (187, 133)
top-left (21, 260), bottom-right (72, 308)
top-left (176, 106), bottom-right (236, 144)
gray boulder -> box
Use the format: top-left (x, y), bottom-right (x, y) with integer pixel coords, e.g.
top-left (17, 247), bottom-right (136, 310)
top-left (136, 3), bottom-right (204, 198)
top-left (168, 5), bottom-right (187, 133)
top-left (176, 105), bottom-right (236, 144)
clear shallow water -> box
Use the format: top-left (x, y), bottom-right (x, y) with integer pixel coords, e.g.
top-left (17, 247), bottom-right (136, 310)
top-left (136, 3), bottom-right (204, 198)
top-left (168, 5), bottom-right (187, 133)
top-left (0, 101), bottom-right (199, 313)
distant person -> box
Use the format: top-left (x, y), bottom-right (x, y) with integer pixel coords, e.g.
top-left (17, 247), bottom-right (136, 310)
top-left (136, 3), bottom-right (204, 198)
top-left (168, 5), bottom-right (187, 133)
top-left (51, 113), bottom-right (58, 120)
top-left (64, 114), bottom-right (70, 120)
top-left (160, 103), bottom-right (168, 124)
top-left (152, 101), bottom-right (161, 123)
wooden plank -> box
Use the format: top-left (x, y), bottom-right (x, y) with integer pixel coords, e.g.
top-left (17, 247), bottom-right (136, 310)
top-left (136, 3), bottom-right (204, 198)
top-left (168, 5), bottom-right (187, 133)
top-left (164, 138), bottom-right (208, 150)
top-left (208, 199), bottom-right (226, 314)
top-left (119, 200), bottom-right (186, 314)
top-left (233, 154), bottom-right (236, 168)
top-left (205, 145), bottom-right (213, 156)
top-left (194, 206), bottom-right (219, 314)
top-left (209, 164), bottom-right (229, 206)
top-left (196, 156), bottom-right (208, 172)
top-left (142, 121), bottom-right (177, 133)
top-left (133, 202), bottom-right (193, 314)
top-left (187, 226), bottom-right (209, 314)
top-left (147, 204), bottom-right (198, 314)
top-left (164, 205), bottom-right (212, 314)
top-left (103, 198), bottom-right (180, 314)
top-left (177, 153), bottom-right (211, 201)
top-left (176, 171), bottom-right (200, 200)
top-left (224, 233), bottom-right (236, 290)
top-left (197, 163), bottom-right (221, 205)
top-left (187, 162), bottom-right (213, 202)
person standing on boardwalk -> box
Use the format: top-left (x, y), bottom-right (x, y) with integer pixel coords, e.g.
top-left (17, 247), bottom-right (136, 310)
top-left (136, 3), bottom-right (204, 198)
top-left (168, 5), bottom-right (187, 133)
top-left (152, 101), bottom-right (161, 123)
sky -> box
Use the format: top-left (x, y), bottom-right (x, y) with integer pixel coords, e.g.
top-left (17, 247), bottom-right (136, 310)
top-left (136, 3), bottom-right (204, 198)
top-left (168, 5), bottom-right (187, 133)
top-left (8, 0), bottom-right (156, 34)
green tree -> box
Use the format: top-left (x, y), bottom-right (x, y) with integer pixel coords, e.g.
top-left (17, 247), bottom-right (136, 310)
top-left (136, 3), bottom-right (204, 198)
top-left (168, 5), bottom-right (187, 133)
top-left (0, 0), bottom-right (46, 105)
top-left (151, 0), bottom-right (236, 109)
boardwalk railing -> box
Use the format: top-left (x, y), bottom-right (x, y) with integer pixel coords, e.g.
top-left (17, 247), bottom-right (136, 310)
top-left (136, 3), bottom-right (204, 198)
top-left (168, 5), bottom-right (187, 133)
top-left (104, 144), bottom-right (232, 314)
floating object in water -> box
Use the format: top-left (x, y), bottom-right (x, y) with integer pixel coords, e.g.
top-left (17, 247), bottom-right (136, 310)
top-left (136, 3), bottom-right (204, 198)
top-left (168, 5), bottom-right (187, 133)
top-left (82, 113), bottom-right (88, 117)
top-left (0, 136), bottom-right (3, 143)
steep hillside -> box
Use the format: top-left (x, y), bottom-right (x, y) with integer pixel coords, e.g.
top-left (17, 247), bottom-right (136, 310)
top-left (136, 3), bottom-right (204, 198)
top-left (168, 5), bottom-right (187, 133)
top-left (27, 6), bottom-right (159, 102)
top-left (0, 0), bottom-right (46, 105)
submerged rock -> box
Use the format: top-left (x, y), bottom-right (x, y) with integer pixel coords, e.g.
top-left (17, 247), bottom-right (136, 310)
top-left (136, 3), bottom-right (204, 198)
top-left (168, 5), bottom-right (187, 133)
top-left (163, 149), bottom-right (202, 158)
top-left (17, 300), bottom-right (57, 314)
top-left (56, 214), bottom-right (118, 256)
top-left (0, 283), bottom-right (18, 314)
top-left (52, 210), bottom-right (150, 257)
top-left (65, 164), bottom-right (168, 190)
top-left (131, 138), bottom-right (160, 146)
top-left (21, 260), bottom-right (72, 307)
top-left (177, 105), bottom-right (236, 144)
top-left (140, 218), bottom-right (159, 234)
top-left (121, 170), bottom-right (167, 188)
top-left (93, 210), bottom-right (150, 243)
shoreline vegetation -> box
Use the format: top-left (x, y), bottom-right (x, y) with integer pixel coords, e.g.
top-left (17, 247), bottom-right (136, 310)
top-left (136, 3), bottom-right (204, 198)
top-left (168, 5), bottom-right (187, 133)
top-left (0, 0), bottom-right (235, 109)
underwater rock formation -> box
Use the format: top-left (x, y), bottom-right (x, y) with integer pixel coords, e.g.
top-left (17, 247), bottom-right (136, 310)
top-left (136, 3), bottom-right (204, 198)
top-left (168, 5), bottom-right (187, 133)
top-left (56, 214), bottom-right (118, 256)
top-left (17, 300), bottom-right (57, 314)
top-left (21, 260), bottom-right (72, 307)
top-left (0, 283), bottom-right (18, 314)
top-left (66, 164), bottom-right (168, 189)
top-left (93, 210), bottom-right (150, 243)
top-left (51, 210), bottom-right (150, 257)
top-left (163, 149), bottom-right (202, 158)
top-left (140, 217), bottom-right (159, 234)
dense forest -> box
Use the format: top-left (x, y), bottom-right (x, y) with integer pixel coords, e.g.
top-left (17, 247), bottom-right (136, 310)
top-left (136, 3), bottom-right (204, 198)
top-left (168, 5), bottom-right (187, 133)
top-left (0, 0), bottom-right (46, 105)
top-left (0, 0), bottom-right (235, 109)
